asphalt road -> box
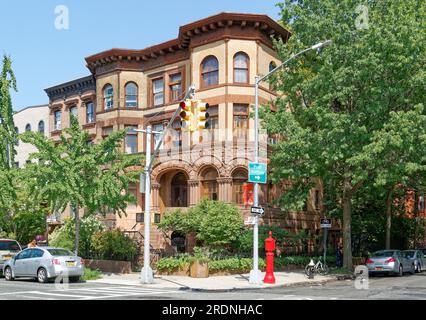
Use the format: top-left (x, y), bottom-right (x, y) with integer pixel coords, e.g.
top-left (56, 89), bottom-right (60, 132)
top-left (1, 273), bottom-right (426, 300)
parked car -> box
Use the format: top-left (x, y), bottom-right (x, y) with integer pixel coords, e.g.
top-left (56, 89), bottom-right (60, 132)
top-left (418, 248), bottom-right (426, 258)
top-left (3, 247), bottom-right (84, 283)
top-left (0, 239), bottom-right (22, 275)
top-left (403, 250), bottom-right (426, 273)
top-left (366, 250), bottom-right (415, 276)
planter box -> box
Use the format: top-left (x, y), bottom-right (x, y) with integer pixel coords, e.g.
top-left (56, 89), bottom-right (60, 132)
top-left (157, 265), bottom-right (190, 276)
top-left (84, 259), bottom-right (132, 274)
top-left (190, 261), bottom-right (209, 278)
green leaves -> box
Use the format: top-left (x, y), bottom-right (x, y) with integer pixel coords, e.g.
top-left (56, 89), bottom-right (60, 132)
top-left (21, 114), bottom-right (144, 218)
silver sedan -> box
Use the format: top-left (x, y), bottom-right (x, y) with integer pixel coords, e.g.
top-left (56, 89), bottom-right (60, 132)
top-left (366, 250), bottom-right (415, 276)
top-left (403, 250), bottom-right (426, 273)
top-left (3, 247), bottom-right (84, 283)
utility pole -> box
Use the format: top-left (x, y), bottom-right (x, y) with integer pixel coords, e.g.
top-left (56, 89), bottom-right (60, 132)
top-left (138, 84), bottom-right (196, 284)
top-left (249, 40), bottom-right (332, 285)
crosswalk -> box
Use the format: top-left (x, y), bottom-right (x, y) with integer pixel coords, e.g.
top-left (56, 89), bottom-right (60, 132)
top-left (0, 285), bottom-right (182, 300)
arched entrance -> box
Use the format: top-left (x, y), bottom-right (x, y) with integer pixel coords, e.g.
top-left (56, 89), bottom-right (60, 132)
top-left (171, 231), bottom-right (186, 253)
top-left (171, 172), bottom-right (188, 207)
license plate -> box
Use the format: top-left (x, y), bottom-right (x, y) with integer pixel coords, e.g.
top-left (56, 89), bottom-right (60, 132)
top-left (66, 262), bottom-right (76, 267)
top-left (375, 267), bottom-right (383, 271)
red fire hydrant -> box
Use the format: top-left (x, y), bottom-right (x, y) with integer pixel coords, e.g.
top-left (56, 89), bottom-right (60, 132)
top-left (264, 231), bottom-right (276, 284)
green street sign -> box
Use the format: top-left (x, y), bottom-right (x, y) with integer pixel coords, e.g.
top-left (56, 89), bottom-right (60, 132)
top-left (248, 162), bottom-right (267, 184)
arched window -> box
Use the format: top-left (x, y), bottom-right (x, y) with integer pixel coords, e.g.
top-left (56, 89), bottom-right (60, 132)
top-left (269, 62), bottom-right (277, 90)
top-left (25, 124), bottom-right (31, 132)
top-left (38, 121), bottom-right (45, 135)
top-left (103, 84), bottom-right (114, 110)
top-left (269, 61), bottom-right (277, 72)
top-left (232, 169), bottom-right (248, 205)
top-left (201, 56), bottom-right (219, 87)
top-left (125, 82), bottom-right (138, 108)
top-left (201, 168), bottom-right (218, 201)
top-left (234, 52), bottom-right (249, 83)
top-left (171, 172), bottom-right (188, 207)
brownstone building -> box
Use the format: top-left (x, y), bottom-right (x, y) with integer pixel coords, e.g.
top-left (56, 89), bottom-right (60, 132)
top-left (45, 13), bottom-right (333, 253)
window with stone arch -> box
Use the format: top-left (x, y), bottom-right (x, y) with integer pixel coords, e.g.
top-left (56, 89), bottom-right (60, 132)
top-left (103, 84), bottom-right (114, 110)
top-left (200, 167), bottom-right (218, 201)
top-left (201, 55), bottom-right (219, 88)
top-left (233, 52), bottom-right (249, 83)
top-left (232, 169), bottom-right (248, 205)
top-left (125, 82), bottom-right (138, 108)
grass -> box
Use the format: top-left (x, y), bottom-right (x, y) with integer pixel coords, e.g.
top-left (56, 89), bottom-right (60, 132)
top-left (81, 267), bottom-right (103, 281)
top-left (328, 267), bottom-right (353, 275)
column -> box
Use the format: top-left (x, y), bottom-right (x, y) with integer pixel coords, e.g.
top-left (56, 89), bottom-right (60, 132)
top-left (217, 177), bottom-right (233, 203)
top-left (188, 180), bottom-right (199, 207)
top-left (151, 182), bottom-right (161, 213)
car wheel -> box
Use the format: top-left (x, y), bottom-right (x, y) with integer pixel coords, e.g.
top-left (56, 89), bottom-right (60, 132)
top-left (397, 265), bottom-right (403, 277)
top-left (37, 268), bottom-right (48, 283)
top-left (4, 267), bottom-right (14, 281)
top-left (411, 264), bottom-right (415, 275)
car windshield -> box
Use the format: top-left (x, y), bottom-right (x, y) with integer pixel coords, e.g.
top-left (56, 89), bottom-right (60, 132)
top-left (404, 251), bottom-right (416, 258)
top-left (47, 249), bottom-right (74, 256)
top-left (373, 250), bottom-right (395, 257)
top-left (0, 240), bottom-right (20, 252)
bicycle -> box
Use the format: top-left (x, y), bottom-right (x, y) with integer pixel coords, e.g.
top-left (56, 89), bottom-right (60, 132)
top-left (305, 257), bottom-right (330, 277)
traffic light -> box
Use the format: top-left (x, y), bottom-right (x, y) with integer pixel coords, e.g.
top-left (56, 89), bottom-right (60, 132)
top-left (179, 99), bottom-right (194, 131)
top-left (195, 101), bottom-right (210, 130)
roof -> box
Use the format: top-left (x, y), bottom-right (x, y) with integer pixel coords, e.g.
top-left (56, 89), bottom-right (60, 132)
top-left (13, 104), bottom-right (49, 115)
top-left (85, 12), bottom-right (290, 73)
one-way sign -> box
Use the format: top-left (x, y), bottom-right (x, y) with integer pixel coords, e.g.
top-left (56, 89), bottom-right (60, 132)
top-left (251, 206), bottom-right (265, 216)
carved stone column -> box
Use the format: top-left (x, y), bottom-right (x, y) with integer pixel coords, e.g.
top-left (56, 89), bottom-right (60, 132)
top-left (151, 182), bottom-right (161, 213)
top-left (217, 177), bottom-right (233, 203)
top-left (188, 180), bottom-right (200, 207)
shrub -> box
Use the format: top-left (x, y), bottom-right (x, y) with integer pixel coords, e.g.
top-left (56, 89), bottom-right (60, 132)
top-left (91, 229), bottom-right (138, 262)
top-left (232, 225), bottom-right (307, 254)
top-left (158, 199), bottom-right (244, 249)
top-left (156, 255), bottom-right (191, 273)
top-left (81, 267), bottom-right (103, 281)
top-left (49, 216), bottom-right (105, 257)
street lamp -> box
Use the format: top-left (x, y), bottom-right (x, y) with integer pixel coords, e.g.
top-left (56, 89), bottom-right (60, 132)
top-left (135, 84), bottom-right (196, 284)
top-left (249, 40), bottom-right (332, 285)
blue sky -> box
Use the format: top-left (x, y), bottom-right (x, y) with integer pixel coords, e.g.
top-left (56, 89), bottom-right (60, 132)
top-left (0, 0), bottom-right (281, 111)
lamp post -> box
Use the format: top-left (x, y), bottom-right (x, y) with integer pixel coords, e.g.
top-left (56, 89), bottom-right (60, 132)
top-left (136, 84), bottom-right (196, 284)
top-left (249, 40), bottom-right (332, 285)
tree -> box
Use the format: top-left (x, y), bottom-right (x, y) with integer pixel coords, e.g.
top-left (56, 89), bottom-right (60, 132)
top-left (21, 116), bottom-right (143, 255)
top-left (263, 0), bottom-right (426, 268)
top-left (158, 200), bottom-right (245, 248)
top-left (0, 55), bottom-right (20, 237)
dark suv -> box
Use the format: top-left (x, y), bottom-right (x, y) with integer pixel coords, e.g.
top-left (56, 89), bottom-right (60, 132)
top-left (0, 239), bottom-right (22, 275)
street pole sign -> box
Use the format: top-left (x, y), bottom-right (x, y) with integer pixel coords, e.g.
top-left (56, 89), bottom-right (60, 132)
top-left (320, 218), bottom-right (332, 229)
top-left (251, 206), bottom-right (265, 216)
top-left (244, 216), bottom-right (256, 226)
top-left (248, 162), bottom-right (267, 184)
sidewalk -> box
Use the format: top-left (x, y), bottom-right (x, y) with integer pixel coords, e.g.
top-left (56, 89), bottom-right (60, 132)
top-left (87, 271), bottom-right (336, 292)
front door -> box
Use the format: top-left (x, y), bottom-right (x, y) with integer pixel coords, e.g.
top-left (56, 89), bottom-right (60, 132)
top-left (14, 249), bottom-right (32, 276)
top-left (171, 173), bottom-right (188, 207)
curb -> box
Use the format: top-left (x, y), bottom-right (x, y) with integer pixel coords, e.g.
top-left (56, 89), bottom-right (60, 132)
top-left (177, 278), bottom-right (337, 293)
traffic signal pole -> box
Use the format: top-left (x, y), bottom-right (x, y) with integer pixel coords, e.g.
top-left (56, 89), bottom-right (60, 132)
top-left (249, 41), bottom-right (332, 286)
top-left (139, 84), bottom-right (196, 284)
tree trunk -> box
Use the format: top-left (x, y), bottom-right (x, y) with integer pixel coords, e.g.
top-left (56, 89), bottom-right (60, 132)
top-left (342, 195), bottom-right (353, 270)
top-left (74, 204), bottom-right (80, 256)
top-left (385, 187), bottom-right (394, 250)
